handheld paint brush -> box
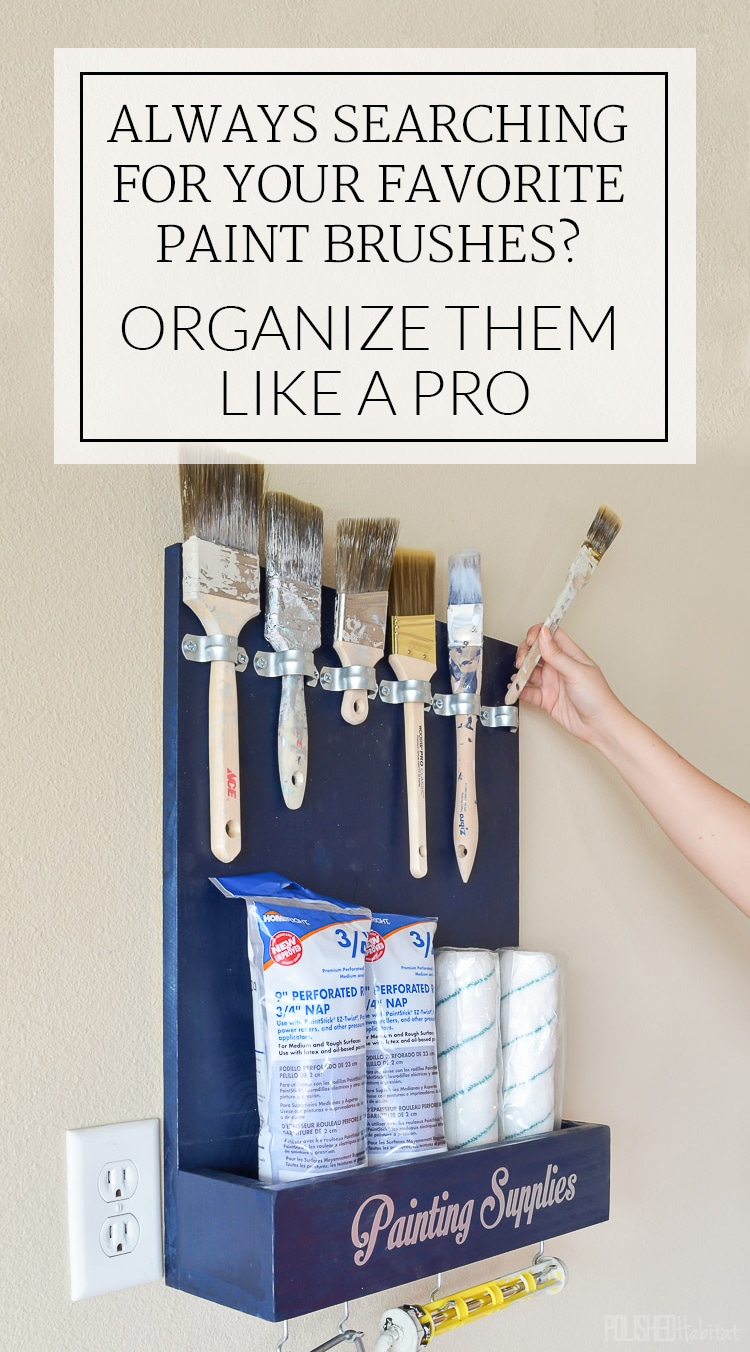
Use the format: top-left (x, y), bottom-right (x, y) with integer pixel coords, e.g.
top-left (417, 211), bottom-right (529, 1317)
top-left (180, 457), bottom-right (265, 862)
top-left (447, 549), bottom-right (483, 884)
top-left (388, 549), bottom-right (437, 879)
top-left (505, 504), bottom-right (622, 706)
top-left (334, 516), bottom-right (400, 725)
top-left (264, 491), bottom-right (324, 810)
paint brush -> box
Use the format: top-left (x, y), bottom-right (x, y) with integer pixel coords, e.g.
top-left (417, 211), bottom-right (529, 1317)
top-left (447, 548), bottom-right (483, 883)
top-left (334, 516), bottom-right (400, 725)
top-left (180, 456), bottom-right (265, 862)
top-left (505, 504), bottom-right (622, 706)
top-left (388, 548), bottom-right (437, 879)
top-left (264, 491), bottom-right (324, 810)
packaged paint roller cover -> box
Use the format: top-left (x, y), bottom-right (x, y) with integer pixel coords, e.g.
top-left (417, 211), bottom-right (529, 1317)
top-left (498, 948), bottom-right (566, 1141)
top-left (212, 873), bottom-right (371, 1183)
top-left (365, 913), bottom-right (446, 1164)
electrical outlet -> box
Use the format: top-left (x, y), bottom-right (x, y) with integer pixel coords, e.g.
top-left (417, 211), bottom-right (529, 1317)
top-left (66, 1119), bottom-right (163, 1300)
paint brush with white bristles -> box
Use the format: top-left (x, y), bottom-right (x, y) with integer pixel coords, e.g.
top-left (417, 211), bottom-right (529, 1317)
top-left (447, 548), bottom-right (483, 883)
top-left (505, 504), bottom-right (622, 706)
top-left (264, 491), bottom-right (324, 809)
top-left (334, 516), bottom-right (400, 725)
top-left (180, 456), bottom-right (265, 862)
top-left (388, 549), bottom-right (437, 879)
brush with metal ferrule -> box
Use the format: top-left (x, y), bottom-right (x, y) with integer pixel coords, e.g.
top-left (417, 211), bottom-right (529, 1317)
top-left (180, 457), bottom-right (265, 862)
top-left (264, 491), bottom-right (324, 810)
top-left (447, 549), bottom-right (483, 884)
top-left (334, 516), bottom-right (400, 725)
top-left (388, 549), bottom-right (437, 879)
top-left (505, 504), bottom-right (622, 706)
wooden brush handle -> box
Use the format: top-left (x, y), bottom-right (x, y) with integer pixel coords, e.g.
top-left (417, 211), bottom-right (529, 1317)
top-left (390, 653), bottom-right (435, 879)
top-left (403, 700), bottom-right (428, 879)
top-left (334, 640), bottom-right (382, 726)
top-left (454, 720), bottom-right (479, 883)
top-left (208, 660), bottom-right (242, 862)
top-left (278, 674), bottom-right (308, 810)
top-left (505, 633), bottom-right (543, 705)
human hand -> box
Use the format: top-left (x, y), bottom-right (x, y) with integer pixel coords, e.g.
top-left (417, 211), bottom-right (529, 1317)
top-left (513, 625), bottom-right (623, 747)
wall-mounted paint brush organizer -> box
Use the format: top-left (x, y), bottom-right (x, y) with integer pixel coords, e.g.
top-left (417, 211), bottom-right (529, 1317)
top-left (163, 543), bottom-right (610, 1322)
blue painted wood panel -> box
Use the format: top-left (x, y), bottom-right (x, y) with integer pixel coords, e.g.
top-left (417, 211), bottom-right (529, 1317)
top-left (163, 542), bottom-right (609, 1322)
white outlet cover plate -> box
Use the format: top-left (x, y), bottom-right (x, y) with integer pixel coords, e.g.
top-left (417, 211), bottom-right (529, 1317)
top-left (66, 1119), bottom-right (163, 1300)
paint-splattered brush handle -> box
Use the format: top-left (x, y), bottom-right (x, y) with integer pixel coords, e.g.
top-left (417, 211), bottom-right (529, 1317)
top-left (208, 660), bottom-right (242, 861)
top-left (277, 674), bottom-right (308, 809)
top-left (505, 547), bottom-right (598, 705)
top-left (450, 646), bottom-right (482, 883)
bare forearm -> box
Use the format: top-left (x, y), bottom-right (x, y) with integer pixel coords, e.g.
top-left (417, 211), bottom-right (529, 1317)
top-left (592, 704), bottom-right (750, 917)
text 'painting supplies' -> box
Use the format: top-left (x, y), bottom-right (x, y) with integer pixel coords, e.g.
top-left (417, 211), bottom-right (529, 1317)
top-left (434, 949), bottom-right (502, 1149)
top-left (388, 549), bottom-right (437, 878)
top-left (365, 913), bottom-right (446, 1165)
top-left (180, 457), bottom-right (264, 862)
top-left (213, 873), bottom-right (371, 1182)
top-left (334, 516), bottom-right (400, 724)
top-left (447, 549), bottom-right (483, 882)
top-left (263, 492), bottom-right (324, 809)
top-left (505, 503), bottom-right (622, 705)
top-left (373, 1255), bottom-right (568, 1351)
top-left (499, 948), bottom-right (563, 1140)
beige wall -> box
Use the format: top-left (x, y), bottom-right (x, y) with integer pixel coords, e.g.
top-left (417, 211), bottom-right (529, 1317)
top-left (3, 2), bottom-right (750, 1349)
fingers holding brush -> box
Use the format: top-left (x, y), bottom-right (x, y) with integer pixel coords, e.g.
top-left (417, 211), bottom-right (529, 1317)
top-left (512, 625), bottom-right (622, 745)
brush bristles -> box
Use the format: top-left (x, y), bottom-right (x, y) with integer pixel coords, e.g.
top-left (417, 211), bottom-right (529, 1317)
top-left (335, 517), bottom-right (400, 594)
top-left (389, 548), bottom-right (436, 617)
top-left (448, 548), bottom-right (482, 607)
top-left (585, 505), bottom-right (622, 560)
top-left (180, 457), bottom-right (265, 555)
top-left (264, 491), bottom-right (324, 587)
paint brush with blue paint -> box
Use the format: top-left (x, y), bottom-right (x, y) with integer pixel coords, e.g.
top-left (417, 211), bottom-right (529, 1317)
top-left (447, 548), bottom-right (483, 882)
top-left (263, 491), bottom-right (324, 810)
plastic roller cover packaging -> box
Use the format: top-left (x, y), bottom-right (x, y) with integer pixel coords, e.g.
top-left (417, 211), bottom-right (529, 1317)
top-left (212, 873), bottom-right (371, 1182)
top-left (499, 948), bottom-right (564, 1141)
top-left (365, 913), bottom-right (446, 1165)
top-left (434, 948), bottom-right (503, 1149)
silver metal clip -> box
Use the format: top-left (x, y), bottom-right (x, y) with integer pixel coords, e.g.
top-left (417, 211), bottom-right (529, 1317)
top-left (181, 633), bottom-right (249, 670)
top-left (319, 665), bottom-right (378, 699)
top-left (431, 692), bottom-right (481, 718)
top-left (480, 704), bottom-right (519, 731)
top-left (379, 678), bottom-right (433, 707)
top-left (253, 650), bottom-right (319, 687)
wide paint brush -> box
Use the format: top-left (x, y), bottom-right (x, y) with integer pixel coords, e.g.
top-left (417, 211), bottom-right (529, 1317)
top-left (334, 516), bottom-right (400, 724)
top-left (180, 456), bottom-right (265, 862)
top-left (388, 549), bottom-right (437, 879)
top-left (447, 548), bottom-right (483, 883)
top-left (264, 491), bottom-right (324, 809)
top-left (505, 504), bottom-right (622, 705)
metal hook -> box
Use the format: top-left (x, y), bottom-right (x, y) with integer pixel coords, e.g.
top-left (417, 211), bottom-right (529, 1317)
top-left (276, 1319), bottom-right (289, 1352)
top-left (338, 1303), bottom-right (350, 1337)
top-left (429, 1273), bottom-right (443, 1303)
top-left (533, 1238), bottom-right (546, 1265)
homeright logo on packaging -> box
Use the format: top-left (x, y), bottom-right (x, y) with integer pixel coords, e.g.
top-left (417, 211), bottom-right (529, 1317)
top-left (350, 1162), bottom-right (578, 1265)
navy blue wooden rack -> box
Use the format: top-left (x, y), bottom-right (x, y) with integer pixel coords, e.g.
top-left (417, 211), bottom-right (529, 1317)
top-left (163, 543), bottom-right (610, 1322)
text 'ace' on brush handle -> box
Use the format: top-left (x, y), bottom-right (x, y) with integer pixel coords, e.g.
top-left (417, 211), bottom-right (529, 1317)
top-left (277, 674), bottom-right (308, 809)
top-left (208, 659), bottom-right (243, 862)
